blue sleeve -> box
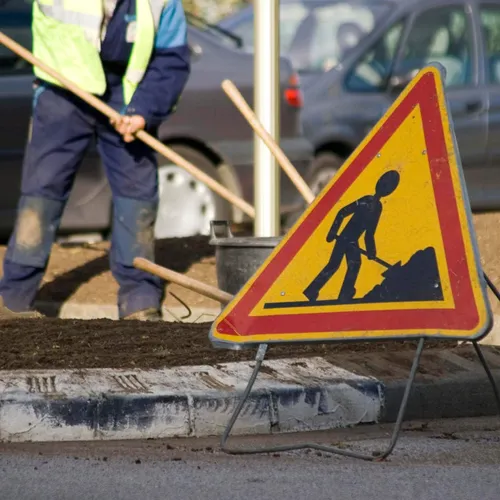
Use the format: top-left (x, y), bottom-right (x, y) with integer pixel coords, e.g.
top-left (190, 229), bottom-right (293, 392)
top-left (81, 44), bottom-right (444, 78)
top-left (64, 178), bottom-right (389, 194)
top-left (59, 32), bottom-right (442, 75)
top-left (125, 0), bottom-right (191, 127)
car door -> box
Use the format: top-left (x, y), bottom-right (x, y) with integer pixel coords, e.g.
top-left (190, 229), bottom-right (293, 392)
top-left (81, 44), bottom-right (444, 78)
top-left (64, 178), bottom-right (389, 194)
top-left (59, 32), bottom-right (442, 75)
top-left (476, 1), bottom-right (500, 209)
top-left (0, 1), bottom-right (112, 238)
top-left (312, 17), bottom-right (408, 147)
top-left (0, 7), bottom-right (34, 231)
top-left (390, 2), bottom-right (489, 208)
top-left (160, 29), bottom-right (255, 152)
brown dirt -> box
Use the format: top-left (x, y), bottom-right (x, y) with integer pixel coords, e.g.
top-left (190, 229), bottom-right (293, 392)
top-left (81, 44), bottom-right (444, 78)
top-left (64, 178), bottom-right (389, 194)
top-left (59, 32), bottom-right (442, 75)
top-left (0, 214), bottom-right (498, 370)
top-left (0, 318), bottom-right (451, 370)
top-left (472, 212), bottom-right (500, 315)
top-left (0, 234), bottom-right (221, 312)
top-left (0, 213), bottom-right (498, 315)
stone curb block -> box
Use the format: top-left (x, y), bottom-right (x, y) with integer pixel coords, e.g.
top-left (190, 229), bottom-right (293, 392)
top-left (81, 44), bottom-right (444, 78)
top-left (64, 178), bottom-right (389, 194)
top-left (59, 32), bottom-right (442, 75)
top-left (382, 369), bottom-right (500, 423)
top-left (0, 357), bottom-right (383, 443)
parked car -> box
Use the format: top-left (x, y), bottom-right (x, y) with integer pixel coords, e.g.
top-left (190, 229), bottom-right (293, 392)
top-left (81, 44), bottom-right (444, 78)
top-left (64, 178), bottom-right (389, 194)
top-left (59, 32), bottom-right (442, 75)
top-left (218, 0), bottom-right (392, 89)
top-left (220, 0), bottom-right (500, 220)
top-left (0, 1), bottom-right (312, 240)
top-left (295, 0), bottom-right (500, 214)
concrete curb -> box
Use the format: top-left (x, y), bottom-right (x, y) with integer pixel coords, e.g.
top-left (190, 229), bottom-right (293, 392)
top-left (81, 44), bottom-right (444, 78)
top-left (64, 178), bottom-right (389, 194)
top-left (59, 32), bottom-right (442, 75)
top-left (0, 350), bottom-right (498, 443)
top-left (0, 357), bottom-right (383, 443)
top-left (382, 370), bottom-right (500, 423)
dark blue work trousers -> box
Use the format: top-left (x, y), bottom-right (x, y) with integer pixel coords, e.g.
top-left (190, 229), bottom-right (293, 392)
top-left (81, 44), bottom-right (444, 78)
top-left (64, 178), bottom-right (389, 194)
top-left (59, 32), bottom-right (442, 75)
top-left (0, 80), bottom-right (164, 317)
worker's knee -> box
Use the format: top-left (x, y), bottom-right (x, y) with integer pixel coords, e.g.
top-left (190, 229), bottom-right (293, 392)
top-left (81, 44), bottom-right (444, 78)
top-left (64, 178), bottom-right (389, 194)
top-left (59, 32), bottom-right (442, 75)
top-left (111, 196), bottom-right (158, 266)
top-left (6, 196), bottom-right (65, 268)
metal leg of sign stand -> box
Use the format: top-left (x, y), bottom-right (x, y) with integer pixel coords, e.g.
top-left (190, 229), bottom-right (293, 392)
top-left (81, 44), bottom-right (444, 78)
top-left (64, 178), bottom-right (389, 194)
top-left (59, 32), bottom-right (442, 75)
top-left (475, 272), bottom-right (500, 414)
top-left (484, 272), bottom-right (500, 302)
top-left (473, 341), bottom-right (500, 414)
top-left (220, 339), bottom-right (425, 462)
top-left (220, 273), bottom-right (499, 461)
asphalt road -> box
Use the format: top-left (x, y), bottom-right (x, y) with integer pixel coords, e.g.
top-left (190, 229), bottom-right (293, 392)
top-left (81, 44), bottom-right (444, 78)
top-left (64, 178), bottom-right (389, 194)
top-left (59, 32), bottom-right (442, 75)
top-left (1, 417), bottom-right (499, 500)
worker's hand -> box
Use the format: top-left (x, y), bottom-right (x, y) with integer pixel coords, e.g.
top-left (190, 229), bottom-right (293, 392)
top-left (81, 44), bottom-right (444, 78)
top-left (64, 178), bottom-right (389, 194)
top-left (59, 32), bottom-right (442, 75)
top-left (110, 115), bottom-right (146, 143)
top-left (367, 252), bottom-right (376, 260)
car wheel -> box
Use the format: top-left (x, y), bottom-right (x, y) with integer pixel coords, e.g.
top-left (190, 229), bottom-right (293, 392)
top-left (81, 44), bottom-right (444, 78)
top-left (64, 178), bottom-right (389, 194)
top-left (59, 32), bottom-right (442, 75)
top-left (307, 151), bottom-right (344, 197)
top-left (154, 145), bottom-right (232, 239)
top-left (283, 151), bottom-right (344, 230)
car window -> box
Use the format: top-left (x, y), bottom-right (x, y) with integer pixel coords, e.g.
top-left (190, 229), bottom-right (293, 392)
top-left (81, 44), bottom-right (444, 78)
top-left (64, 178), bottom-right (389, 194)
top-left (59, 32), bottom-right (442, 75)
top-left (228, 3), bottom-right (309, 54)
top-left (0, 0), bottom-right (33, 75)
top-left (280, 3), bottom-right (311, 53)
top-left (394, 5), bottom-right (473, 88)
top-left (479, 4), bottom-right (500, 84)
top-left (224, 1), bottom-right (392, 73)
top-left (294, 3), bottom-right (382, 72)
top-left (344, 21), bottom-right (405, 92)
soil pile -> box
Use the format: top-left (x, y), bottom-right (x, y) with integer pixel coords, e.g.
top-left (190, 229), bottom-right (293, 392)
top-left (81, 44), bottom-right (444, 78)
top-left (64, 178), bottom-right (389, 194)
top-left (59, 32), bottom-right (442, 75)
top-left (364, 247), bottom-right (443, 303)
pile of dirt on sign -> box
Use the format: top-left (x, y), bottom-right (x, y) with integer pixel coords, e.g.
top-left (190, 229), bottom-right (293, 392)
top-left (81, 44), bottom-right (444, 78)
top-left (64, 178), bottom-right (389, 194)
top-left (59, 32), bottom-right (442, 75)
top-left (0, 318), bottom-right (448, 371)
top-left (364, 247), bottom-right (443, 303)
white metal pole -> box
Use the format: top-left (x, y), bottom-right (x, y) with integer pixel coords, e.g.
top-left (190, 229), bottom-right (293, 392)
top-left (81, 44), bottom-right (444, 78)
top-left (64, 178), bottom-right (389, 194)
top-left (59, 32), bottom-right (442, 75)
top-left (253, 0), bottom-right (280, 237)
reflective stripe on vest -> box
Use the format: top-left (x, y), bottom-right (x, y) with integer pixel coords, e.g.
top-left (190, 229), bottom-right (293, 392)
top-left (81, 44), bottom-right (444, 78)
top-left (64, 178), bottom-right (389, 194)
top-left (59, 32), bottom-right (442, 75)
top-left (126, 68), bottom-right (146, 84)
top-left (123, 0), bottom-right (156, 103)
top-left (36, 0), bottom-right (165, 31)
top-left (36, 4), bottom-right (101, 31)
top-left (35, 0), bottom-right (102, 47)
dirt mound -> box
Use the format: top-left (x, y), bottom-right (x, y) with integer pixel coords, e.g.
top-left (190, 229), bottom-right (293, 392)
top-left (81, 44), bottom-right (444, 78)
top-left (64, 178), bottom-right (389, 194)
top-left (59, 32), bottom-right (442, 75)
top-left (364, 247), bottom-right (443, 303)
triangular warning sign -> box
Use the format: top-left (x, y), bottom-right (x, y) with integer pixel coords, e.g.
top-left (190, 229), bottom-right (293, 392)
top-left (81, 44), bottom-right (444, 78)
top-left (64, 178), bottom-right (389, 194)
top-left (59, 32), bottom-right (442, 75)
top-left (210, 66), bottom-right (492, 347)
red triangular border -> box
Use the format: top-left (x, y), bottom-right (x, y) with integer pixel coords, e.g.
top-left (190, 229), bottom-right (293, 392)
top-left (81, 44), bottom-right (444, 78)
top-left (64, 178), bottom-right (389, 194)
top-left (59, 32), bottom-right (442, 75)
top-left (215, 70), bottom-right (486, 340)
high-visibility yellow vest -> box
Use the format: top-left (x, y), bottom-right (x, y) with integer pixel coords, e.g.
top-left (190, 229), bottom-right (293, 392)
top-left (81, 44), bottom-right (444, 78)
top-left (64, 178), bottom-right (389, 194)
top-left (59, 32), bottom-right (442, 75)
top-left (32, 0), bottom-right (167, 104)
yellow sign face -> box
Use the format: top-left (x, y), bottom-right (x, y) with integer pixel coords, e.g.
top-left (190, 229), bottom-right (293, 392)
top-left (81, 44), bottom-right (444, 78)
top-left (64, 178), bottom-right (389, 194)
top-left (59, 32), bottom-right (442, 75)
top-left (254, 105), bottom-right (454, 315)
top-left (210, 66), bottom-right (492, 347)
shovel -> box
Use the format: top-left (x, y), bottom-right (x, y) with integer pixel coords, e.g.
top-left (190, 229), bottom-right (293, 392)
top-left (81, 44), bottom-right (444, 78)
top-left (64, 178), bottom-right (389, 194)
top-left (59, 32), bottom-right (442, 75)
top-left (330, 235), bottom-right (402, 278)
top-left (357, 247), bottom-right (402, 278)
top-left (133, 257), bottom-right (233, 305)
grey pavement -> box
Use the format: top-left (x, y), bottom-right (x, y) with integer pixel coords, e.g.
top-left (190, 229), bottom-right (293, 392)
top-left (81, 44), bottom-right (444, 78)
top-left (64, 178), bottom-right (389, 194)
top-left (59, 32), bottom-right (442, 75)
top-left (0, 417), bottom-right (499, 500)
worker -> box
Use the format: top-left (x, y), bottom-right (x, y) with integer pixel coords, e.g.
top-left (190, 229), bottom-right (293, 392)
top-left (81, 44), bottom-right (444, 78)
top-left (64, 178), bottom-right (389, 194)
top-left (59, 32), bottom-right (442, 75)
top-left (303, 170), bottom-right (400, 303)
top-left (0, 0), bottom-right (191, 320)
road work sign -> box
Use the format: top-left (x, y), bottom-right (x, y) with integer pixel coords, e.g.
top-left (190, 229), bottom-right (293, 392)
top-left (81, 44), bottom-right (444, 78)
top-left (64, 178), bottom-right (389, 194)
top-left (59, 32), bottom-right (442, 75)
top-left (210, 65), bottom-right (492, 348)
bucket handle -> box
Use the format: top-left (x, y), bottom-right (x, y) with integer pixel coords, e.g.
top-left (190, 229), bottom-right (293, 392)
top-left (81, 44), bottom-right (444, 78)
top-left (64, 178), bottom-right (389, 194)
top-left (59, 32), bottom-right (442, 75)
top-left (210, 220), bottom-right (233, 240)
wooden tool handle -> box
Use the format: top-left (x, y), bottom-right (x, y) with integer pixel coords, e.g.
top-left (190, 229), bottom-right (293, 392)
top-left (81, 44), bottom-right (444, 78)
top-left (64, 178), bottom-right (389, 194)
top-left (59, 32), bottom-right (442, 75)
top-left (0, 31), bottom-right (255, 219)
top-left (222, 79), bottom-right (315, 205)
top-left (133, 257), bottom-right (234, 305)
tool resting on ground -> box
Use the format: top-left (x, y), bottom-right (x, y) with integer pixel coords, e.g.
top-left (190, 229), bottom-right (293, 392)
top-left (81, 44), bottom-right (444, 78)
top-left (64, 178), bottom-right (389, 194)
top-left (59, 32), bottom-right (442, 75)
top-left (0, 31), bottom-right (255, 220)
top-left (133, 257), bottom-right (233, 305)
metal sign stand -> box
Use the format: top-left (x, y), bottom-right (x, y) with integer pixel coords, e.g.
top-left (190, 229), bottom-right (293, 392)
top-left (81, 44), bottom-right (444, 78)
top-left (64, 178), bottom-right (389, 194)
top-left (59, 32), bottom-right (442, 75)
top-left (219, 272), bottom-right (500, 462)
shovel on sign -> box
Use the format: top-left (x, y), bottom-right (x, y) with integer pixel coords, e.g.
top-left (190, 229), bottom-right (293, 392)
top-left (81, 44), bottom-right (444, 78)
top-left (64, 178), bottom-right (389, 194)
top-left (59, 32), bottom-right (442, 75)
top-left (358, 247), bottom-right (403, 278)
top-left (330, 235), bottom-right (403, 278)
